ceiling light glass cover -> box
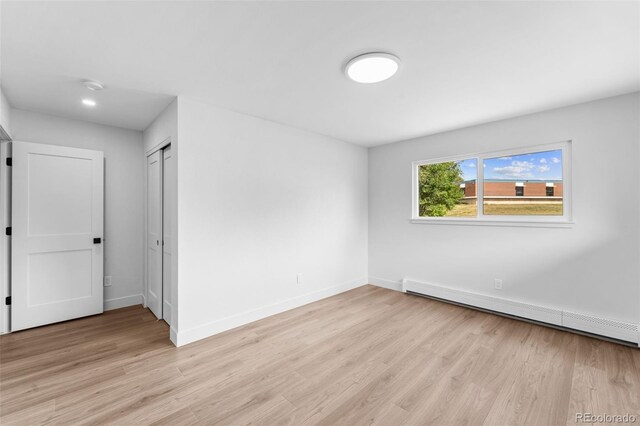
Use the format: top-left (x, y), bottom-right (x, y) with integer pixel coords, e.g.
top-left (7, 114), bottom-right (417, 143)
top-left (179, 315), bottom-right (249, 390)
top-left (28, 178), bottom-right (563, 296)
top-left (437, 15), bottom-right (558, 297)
top-left (82, 79), bottom-right (104, 91)
top-left (346, 52), bottom-right (400, 83)
top-left (82, 99), bottom-right (96, 107)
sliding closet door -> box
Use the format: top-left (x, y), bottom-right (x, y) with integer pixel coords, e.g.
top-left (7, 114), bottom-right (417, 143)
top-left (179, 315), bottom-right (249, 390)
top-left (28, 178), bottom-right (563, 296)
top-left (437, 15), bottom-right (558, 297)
top-left (146, 151), bottom-right (162, 319)
top-left (162, 146), bottom-right (173, 326)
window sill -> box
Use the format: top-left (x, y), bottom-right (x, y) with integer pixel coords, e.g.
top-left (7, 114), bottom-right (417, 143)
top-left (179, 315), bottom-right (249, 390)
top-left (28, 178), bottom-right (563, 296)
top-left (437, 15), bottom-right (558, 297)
top-left (410, 218), bottom-right (575, 228)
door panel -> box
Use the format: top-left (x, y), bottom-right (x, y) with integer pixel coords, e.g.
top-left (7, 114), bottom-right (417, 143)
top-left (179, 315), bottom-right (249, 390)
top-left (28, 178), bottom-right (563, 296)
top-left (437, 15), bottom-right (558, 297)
top-left (162, 146), bottom-right (172, 325)
top-left (11, 142), bottom-right (104, 331)
top-left (28, 250), bottom-right (92, 305)
top-left (146, 151), bottom-right (162, 319)
top-left (27, 154), bottom-right (93, 235)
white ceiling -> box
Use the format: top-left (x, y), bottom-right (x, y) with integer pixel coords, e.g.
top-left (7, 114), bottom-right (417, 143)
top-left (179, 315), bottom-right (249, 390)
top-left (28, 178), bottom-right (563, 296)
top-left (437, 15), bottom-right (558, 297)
top-left (2, 1), bottom-right (638, 146)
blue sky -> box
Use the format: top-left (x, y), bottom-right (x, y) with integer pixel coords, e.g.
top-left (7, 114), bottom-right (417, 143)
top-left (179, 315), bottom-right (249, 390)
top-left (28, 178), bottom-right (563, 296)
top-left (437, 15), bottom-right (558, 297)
top-left (458, 149), bottom-right (563, 181)
top-left (458, 159), bottom-right (478, 181)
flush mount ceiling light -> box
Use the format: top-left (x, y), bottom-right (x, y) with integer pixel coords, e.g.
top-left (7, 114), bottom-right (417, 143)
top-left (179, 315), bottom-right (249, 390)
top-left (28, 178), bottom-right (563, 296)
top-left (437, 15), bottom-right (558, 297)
top-left (345, 52), bottom-right (400, 84)
top-left (82, 99), bottom-right (97, 107)
top-left (82, 79), bottom-right (105, 91)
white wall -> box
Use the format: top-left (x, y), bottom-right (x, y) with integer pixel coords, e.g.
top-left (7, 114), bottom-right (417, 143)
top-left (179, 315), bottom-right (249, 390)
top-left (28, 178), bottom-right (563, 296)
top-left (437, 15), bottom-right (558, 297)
top-left (10, 109), bottom-right (145, 309)
top-left (369, 92), bottom-right (640, 325)
top-left (0, 87), bottom-right (11, 138)
top-left (144, 100), bottom-right (177, 154)
top-left (175, 98), bottom-right (368, 345)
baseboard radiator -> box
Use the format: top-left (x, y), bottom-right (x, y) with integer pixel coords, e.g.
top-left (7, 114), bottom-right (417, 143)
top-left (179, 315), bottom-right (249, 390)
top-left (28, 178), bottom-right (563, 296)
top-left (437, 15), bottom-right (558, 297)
top-left (402, 278), bottom-right (639, 347)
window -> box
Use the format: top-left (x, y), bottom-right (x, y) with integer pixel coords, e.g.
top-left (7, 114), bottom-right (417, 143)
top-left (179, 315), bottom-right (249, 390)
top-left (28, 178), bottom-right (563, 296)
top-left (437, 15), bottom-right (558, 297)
top-left (483, 149), bottom-right (563, 216)
top-left (412, 141), bottom-right (571, 225)
top-left (417, 158), bottom-right (477, 217)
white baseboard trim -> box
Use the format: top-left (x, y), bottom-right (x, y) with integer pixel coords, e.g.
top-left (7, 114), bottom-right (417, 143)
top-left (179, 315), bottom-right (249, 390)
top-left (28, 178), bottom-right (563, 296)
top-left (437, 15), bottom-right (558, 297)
top-left (170, 326), bottom-right (178, 347)
top-left (174, 277), bottom-right (368, 347)
top-left (401, 278), bottom-right (639, 345)
top-left (368, 276), bottom-right (403, 292)
top-left (104, 294), bottom-right (143, 311)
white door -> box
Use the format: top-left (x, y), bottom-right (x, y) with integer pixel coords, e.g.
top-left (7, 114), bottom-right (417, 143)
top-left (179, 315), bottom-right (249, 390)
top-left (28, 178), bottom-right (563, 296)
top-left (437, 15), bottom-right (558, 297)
top-left (146, 151), bottom-right (162, 319)
top-left (11, 142), bottom-right (104, 331)
top-left (162, 146), bottom-right (172, 325)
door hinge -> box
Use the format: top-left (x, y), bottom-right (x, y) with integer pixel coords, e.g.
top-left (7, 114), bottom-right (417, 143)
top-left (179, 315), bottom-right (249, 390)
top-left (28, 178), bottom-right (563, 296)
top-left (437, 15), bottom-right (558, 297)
top-left (5, 227), bottom-right (10, 236)
top-left (5, 158), bottom-right (11, 166)
top-left (5, 296), bottom-right (10, 305)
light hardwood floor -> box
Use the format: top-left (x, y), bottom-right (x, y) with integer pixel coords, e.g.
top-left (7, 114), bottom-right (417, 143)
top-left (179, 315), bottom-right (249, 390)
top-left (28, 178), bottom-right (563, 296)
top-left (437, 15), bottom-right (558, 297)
top-left (1, 285), bottom-right (638, 425)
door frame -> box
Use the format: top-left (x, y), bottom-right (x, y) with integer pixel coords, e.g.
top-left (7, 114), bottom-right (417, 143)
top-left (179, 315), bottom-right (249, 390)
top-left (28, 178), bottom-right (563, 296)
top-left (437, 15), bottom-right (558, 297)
top-left (144, 137), bottom-right (171, 323)
top-left (161, 146), bottom-right (173, 325)
top-left (0, 142), bottom-right (11, 334)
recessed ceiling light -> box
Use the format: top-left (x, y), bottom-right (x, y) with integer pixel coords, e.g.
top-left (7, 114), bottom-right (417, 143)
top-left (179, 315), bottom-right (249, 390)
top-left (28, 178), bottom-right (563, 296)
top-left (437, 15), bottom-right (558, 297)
top-left (345, 52), bottom-right (400, 84)
top-left (82, 99), bottom-right (97, 107)
top-left (82, 79), bottom-right (104, 91)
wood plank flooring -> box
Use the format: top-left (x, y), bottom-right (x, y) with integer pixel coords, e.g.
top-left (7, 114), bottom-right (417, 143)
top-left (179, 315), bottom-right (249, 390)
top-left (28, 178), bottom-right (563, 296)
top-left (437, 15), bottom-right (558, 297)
top-left (1, 285), bottom-right (638, 425)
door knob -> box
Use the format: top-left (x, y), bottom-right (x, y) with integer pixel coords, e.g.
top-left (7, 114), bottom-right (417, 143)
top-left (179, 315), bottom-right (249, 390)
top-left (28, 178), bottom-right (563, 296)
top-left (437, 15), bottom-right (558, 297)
top-left (93, 238), bottom-right (102, 244)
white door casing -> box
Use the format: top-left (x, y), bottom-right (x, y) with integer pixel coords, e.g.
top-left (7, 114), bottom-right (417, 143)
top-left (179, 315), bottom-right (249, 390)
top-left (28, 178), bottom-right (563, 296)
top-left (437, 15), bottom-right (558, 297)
top-left (11, 141), bottom-right (104, 331)
top-left (0, 142), bottom-right (12, 334)
top-left (146, 150), bottom-right (162, 319)
top-left (162, 146), bottom-right (172, 325)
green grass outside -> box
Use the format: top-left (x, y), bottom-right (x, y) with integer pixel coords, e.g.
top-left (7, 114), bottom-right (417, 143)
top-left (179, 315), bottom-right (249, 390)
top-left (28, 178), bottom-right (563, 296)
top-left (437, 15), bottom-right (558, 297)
top-left (441, 203), bottom-right (563, 217)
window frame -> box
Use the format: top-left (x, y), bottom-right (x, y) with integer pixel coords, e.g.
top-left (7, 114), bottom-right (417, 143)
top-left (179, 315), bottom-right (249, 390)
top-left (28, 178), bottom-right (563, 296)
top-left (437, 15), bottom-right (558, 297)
top-left (411, 140), bottom-right (573, 228)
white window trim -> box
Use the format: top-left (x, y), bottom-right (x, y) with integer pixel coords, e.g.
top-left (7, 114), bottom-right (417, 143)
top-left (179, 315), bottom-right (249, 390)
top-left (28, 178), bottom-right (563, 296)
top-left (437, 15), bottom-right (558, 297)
top-left (411, 140), bottom-right (573, 228)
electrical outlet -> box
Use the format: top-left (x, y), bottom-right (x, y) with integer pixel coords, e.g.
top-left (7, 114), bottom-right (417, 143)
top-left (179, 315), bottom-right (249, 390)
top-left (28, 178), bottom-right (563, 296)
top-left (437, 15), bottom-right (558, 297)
top-left (104, 276), bottom-right (112, 287)
top-left (494, 278), bottom-right (503, 290)
top-left (297, 273), bottom-right (304, 285)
